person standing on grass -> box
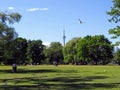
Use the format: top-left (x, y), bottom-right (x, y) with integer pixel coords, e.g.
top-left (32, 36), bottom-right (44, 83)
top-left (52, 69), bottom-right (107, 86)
top-left (12, 63), bottom-right (17, 73)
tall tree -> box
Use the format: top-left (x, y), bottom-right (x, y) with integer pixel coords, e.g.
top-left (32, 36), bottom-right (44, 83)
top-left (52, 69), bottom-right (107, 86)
top-left (0, 12), bottom-right (21, 41)
top-left (77, 36), bottom-right (90, 64)
top-left (63, 35), bottom-right (113, 65)
top-left (27, 40), bottom-right (44, 65)
top-left (0, 12), bottom-right (22, 64)
top-left (63, 37), bottom-right (81, 64)
top-left (86, 35), bottom-right (113, 65)
top-left (44, 42), bottom-right (63, 65)
top-left (10, 37), bottom-right (28, 65)
top-left (115, 49), bottom-right (120, 65)
top-left (107, 0), bottom-right (120, 44)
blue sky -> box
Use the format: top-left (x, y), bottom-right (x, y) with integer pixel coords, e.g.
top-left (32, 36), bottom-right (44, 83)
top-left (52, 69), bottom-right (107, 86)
top-left (0, 0), bottom-right (117, 45)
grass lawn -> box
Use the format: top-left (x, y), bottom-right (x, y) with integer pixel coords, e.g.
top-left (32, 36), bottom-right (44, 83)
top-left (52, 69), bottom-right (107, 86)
top-left (0, 65), bottom-right (120, 90)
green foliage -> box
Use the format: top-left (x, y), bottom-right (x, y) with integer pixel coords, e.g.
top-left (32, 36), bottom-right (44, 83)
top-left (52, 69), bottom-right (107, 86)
top-left (0, 12), bottom-right (22, 24)
top-left (44, 42), bottom-right (63, 64)
top-left (63, 35), bottom-right (113, 65)
top-left (86, 35), bottom-right (113, 65)
top-left (0, 12), bottom-right (21, 64)
top-left (11, 37), bottom-right (28, 64)
top-left (115, 49), bottom-right (120, 65)
top-left (108, 26), bottom-right (120, 39)
top-left (77, 37), bottom-right (90, 64)
top-left (27, 40), bottom-right (44, 65)
top-left (107, 0), bottom-right (120, 42)
top-left (63, 37), bottom-right (81, 64)
top-left (0, 12), bottom-right (21, 41)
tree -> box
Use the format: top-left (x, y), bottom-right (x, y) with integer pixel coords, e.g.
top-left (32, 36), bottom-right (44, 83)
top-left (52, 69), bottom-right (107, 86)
top-left (10, 37), bottom-right (28, 65)
top-left (0, 12), bottom-right (21, 41)
top-left (115, 49), bottom-right (120, 65)
top-left (81, 35), bottom-right (113, 65)
top-left (107, 0), bottom-right (120, 44)
top-left (44, 42), bottom-right (63, 65)
top-left (27, 40), bottom-right (44, 65)
top-left (0, 12), bottom-right (22, 64)
top-left (89, 35), bottom-right (113, 64)
top-left (77, 36), bottom-right (91, 64)
top-left (63, 35), bottom-right (113, 65)
top-left (63, 37), bottom-right (81, 64)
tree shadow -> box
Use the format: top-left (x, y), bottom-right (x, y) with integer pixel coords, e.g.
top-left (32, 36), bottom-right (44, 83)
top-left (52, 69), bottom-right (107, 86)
top-left (0, 76), bottom-right (119, 90)
top-left (0, 68), bottom-right (78, 74)
top-left (0, 69), bottom-right (58, 74)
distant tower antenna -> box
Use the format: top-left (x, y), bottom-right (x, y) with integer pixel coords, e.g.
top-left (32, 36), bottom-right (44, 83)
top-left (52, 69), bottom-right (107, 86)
top-left (63, 28), bottom-right (66, 46)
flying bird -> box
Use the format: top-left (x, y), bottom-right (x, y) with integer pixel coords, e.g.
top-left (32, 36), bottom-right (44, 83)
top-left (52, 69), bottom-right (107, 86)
top-left (78, 19), bottom-right (84, 24)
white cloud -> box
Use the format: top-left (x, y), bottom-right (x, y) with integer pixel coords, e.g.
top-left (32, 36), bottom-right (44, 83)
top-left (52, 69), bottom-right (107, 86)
top-left (39, 8), bottom-right (48, 11)
top-left (8, 7), bottom-right (15, 10)
top-left (27, 8), bottom-right (48, 12)
top-left (27, 8), bottom-right (39, 11)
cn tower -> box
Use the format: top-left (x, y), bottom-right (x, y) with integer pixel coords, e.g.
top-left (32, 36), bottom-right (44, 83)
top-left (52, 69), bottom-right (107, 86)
top-left (63, 28), bottom-right (66, 46)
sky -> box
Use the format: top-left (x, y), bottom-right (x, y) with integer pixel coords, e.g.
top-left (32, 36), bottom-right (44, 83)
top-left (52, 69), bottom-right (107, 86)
top-left (0, 0), bottom-right (117, 46)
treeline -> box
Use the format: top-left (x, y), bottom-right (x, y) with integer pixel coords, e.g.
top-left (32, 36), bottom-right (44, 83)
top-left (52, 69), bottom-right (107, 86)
top-left (0, 38), bottom-right (63, 65)
top-left (63, 35), bottom-right (114, 65)
top-left (0, 11), bottom-right (120, 65)
top-left (0, 35), bottom-right (120, 65)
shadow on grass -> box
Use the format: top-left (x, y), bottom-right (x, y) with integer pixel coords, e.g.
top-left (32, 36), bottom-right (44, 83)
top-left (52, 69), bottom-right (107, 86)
top-left (0, 69), bottom-right (58, 74)
top-left (0, 83), bottom-right (119, 90)
top-left (0, 68), bottom-right (78, 74)
top-left (0, 76), bottom-right (119, 90)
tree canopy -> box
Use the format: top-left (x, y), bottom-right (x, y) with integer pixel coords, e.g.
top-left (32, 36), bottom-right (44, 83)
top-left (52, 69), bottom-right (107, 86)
top-left (107, 0), bottom-right (120, 43)
top-left (0, 12), bottom-right (22, 64)
top-left (44, 42), bottom-right (63, 65)
top-left (63, 37), bottom-right (81, 64)
top-left (63, 35), bottom-right (113, 65)
top-left (0, 12), bottom-right (22, 41)
top-left (27, 40), bottom-right (44, 65)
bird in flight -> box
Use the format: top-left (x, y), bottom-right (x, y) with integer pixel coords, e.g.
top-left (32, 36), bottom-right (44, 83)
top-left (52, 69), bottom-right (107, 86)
top-left (78, 19), bottom-right (84, 24)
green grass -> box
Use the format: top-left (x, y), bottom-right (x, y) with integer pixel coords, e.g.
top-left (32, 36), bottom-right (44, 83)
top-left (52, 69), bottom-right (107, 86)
top-left (0, 65), bottom-right (120, 90)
